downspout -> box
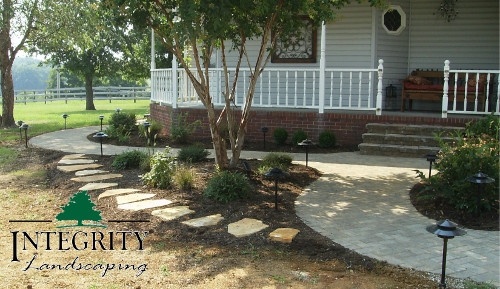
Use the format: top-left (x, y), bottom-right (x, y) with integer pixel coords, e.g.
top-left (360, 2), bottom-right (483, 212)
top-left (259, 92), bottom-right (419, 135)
top-left (318, 21), bottom-right (326, 114)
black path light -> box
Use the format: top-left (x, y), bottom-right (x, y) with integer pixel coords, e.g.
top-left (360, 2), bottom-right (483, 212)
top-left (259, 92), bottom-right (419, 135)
top-left (261, 127), bottom-right (269, 150)
top-left (264, 167), bottom-right (289, 211)
top-left (298, 139), bottom-right (314, 167)
top-left (93, 132), bottom-right (108, 156)
top-left (143, 121), bottom-right (151, 146)
top-left (116, 108), bottom-right (121, 114)
top-left (466, 172), bottom-right (495, 216)
top-left (426, 219), bottom-right (466, 288)
top-left (99, 115), bottom-right (104, 131)
top-left (424, 151), bottom-right (438, 178)
top-left (21, 123), bottom-right (29, 148)
top-left (17, 120), bottom-right (23, 141)
top-left (61, 114), bottom-right (69, 129)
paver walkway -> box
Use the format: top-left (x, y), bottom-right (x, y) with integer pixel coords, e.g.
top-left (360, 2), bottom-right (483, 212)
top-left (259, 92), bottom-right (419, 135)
top-left (30, 126), bottom-right (500, 286)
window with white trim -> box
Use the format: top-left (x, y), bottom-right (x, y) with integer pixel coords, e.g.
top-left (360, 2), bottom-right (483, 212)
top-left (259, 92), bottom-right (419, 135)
top-left (382, 5), bottom-right (406, 35)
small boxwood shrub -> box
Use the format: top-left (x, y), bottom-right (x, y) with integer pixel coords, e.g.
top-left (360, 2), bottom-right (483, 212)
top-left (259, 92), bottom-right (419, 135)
top-left (105, 112), bottom-right (137, 143)
top-left (177, 144), bottom-right (210, 163)
top-left (291, 129), bottom-right (307, 146)
top-left (141, 148), bottom-right (176, 189)
top-left (112, 150), bottom-right (150, 170)
top-left (257, 152), bottom-right (293, 174)
top-left (318, 131), bottom-right (336, 148)
top-left (203, 170), bottom-right (252, 203)
top-left (273, 128), bottom-right (288, 145)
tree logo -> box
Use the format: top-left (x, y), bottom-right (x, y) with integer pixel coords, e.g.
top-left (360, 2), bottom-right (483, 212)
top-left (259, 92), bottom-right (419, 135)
top-left (56, 191), bottom-right (106, 228)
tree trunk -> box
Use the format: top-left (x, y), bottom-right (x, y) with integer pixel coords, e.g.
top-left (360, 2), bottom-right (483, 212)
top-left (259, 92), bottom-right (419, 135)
top-left (84, 74), bottom-right (96, 110)
top-left (206, 106), bottom-right (229, 168)
top-left (0, 55), bottom-right (16, 128)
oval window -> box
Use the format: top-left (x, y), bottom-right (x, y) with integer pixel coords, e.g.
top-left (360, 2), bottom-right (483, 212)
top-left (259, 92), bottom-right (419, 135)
top-left (382, 5), bottom-right (406, 35)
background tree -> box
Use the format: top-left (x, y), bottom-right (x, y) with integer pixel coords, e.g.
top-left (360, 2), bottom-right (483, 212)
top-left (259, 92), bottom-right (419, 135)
top-left (107, 0), bottom-right (385, 168)
top-left (0, 0), bottom-right (41, 128)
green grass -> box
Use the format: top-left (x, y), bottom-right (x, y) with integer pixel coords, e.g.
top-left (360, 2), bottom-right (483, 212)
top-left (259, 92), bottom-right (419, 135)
top-left (0, 100), bottom-right (151, 141)
top-left (0, 147), bottom-right (18, 166)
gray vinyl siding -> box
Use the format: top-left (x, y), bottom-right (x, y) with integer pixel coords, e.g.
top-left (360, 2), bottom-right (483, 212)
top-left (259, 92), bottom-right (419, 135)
top-left (408, 0), bottom-right (499, 70)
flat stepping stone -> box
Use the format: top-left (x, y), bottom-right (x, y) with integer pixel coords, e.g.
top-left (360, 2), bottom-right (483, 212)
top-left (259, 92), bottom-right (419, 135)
top-left (75, 169), bottom-right (108, 176)
top-left (228, 218), bottom-right (269, 237)
top-left (79, 183), bottom-right (118, 191)
top-left (269, 228), bottom-right (300, 243)
top-left (116, 193), bottom-right (155, 205)
top-left (71, 173), bottom-right (123, 183)
top-left (118, 199), bottom-right (172, 211)
top-left (58, 159), bottom-right (96, 165)
top-left (152, 206), bottom-right (195, 221)
top-left (61, 154), bottom-right (87, 160)
top-left (98, 188), bottom-right (141, 201)
top-left (57, 163), bottom-right (102, 172)
top-left (182, 214), bottom-right (224, 227)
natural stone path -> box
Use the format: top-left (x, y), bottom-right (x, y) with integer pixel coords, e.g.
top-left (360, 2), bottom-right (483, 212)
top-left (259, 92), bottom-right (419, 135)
top-left (56, 154), bottom-right (299, 242)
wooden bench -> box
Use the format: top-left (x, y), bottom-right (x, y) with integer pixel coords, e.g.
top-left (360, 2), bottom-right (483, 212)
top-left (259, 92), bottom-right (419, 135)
top-left (400, 70), bottom-right (487, 112)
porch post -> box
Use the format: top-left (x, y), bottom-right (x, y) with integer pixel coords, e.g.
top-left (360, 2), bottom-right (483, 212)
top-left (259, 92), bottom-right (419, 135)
top-left (442, 60), bottom-right (450, 118)
top-left (172, 55), bottom-right (178, 108)
top-left (318, 21), bottom-right (326, 114)
top-left (376, 59), bottom-right (383, 115)
top-left (151, 29), bottom-right (156, 70)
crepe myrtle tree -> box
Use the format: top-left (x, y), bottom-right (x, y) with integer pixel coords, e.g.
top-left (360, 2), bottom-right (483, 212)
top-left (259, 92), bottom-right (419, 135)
top-left (105, 0), bottom-right (385, 168)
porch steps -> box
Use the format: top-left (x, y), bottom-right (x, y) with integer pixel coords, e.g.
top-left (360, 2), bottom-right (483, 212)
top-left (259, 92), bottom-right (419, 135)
top-left (358, 123), bottom-right (464, 157)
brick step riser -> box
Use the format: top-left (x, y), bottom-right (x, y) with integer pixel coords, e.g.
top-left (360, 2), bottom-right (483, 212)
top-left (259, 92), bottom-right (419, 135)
top-left (366, 124), bottom-right (464, 137)
top-left (358, 143), bottom-right (439, 158)
top-left (361, 133), bottom-right (457, 147)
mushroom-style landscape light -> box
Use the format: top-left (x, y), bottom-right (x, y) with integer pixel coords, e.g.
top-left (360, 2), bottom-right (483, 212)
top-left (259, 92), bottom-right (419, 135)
top-left (466, 172), bottom-right (495, 216)
top-left (261, 127), bottom-right (269, 150)
top-left (426, 219), bottom-right (466, 288)
top-left (62, 114), bottom-right (69, 129)
top-left (93, 132), bottom-right (108, 156)
top-left (21, 123), bottom-right (29, 148)
top-left (17, 120), bottom-right (23, 141)
top-left (143, 121), bottom-right (151, 146)
top-left (99, 115), bottom-right (104, 131)
top-left (424, 151), bottom-right (438, 178)
top-left (116, 108), bottom-right (121, 114)
top-left (264, 167), bottom-right (289, 211)
top-left (298, 139), bottom-right (314, 167)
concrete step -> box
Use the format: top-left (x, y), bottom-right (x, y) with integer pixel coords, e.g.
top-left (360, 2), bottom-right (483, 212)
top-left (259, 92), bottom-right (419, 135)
top-left (361, 133), bottom-right (457, 147)
top-left (366, 123), bottom-right (464, 137)
top-left (358, 143), bottom-right (440, 158)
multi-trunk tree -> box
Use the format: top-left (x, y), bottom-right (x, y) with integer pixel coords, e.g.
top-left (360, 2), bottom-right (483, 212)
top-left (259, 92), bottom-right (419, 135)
top-left (106, 0), bottom-right (384, 168)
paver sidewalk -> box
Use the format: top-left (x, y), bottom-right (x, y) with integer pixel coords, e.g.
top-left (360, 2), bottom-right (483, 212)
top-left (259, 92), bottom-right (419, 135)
top-left (30, 126), bottom-right (500, 286)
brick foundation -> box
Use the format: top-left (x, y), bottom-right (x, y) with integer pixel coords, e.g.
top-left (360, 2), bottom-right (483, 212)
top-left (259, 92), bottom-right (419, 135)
top-left (150, 103), bottom-right (478, 147)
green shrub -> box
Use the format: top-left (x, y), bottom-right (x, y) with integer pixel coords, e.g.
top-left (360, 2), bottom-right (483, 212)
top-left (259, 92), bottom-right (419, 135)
top-left (105, 112), bottom-right (137, 143)
top-left (291, 129), bottom-right (308, 146)
top-left (112, 150), bottom-right (150, 170)
top-left (257, 152), bottom-right (293, 174)
top-left (466, 114), bottom-right (499, 138)
top-left (203, 170), bottom-right (252, 203)
top-left (273, 128), bottom-right (288, 145)
top-left (173, 166), bottom-right (196, 191)
top-left (139, 120), bottom-right (163, 146)
top-left (177, 144), bottom-right (210, 163)
top-left (141, 148), bottom-right (176, 189)
top-left (416, 119), bottom-right (499, 215)
top-left (170, 112), bottom-right (201, 143)
top-left (318, 131), bottom-right (336, 148)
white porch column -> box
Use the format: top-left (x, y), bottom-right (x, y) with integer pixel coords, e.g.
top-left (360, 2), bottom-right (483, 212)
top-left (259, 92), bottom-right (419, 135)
top-left (318, 21), bottom-right (326, 114)
top-left (376, 59), bottom-right (383, 115)
top-left (150, 29), bottom-right (156, 70)
top-left (442, 60), bottom-right (450, 118)
top-left (172, 55), bottom-right (178, 108)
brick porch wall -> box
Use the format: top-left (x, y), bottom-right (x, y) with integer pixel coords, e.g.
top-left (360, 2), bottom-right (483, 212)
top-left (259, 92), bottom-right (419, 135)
top-left (150, 103), bottom-right (478, 147)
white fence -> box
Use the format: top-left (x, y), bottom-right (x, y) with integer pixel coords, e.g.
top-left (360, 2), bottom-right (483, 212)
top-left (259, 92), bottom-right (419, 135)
top-left (6, 86), bottom-right (150, 104)
top-left (151, 59), bottom-right (384, 115)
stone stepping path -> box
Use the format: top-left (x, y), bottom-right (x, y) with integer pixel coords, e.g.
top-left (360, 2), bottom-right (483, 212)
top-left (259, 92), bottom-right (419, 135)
top-left (152, 206), bottom-right (194, 221)
top-left (118, 199), bottom-right (173, 211)
top-left (116, 193), bottom-right (156, 205)
top-left (57, 153), bottom-right (300, 243)
top-left (71, 173), bottom-right (123, 183)
top-left (182, 214), bottom-right (224, 227)
top-left (98, 188), bottom-right (141, 201)
top-left (75, 169), bottom-right (108, 176)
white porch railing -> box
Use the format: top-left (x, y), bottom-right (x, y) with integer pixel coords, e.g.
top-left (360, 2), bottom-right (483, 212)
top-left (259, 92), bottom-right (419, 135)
top-left (443, 60), bottom-right (500, 118)
top-left (151, 59), bottom-right (384, 115)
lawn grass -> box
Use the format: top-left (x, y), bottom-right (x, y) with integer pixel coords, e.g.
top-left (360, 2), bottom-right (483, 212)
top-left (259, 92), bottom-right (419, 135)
top-left (0, 100), bottom-right (151, 141)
